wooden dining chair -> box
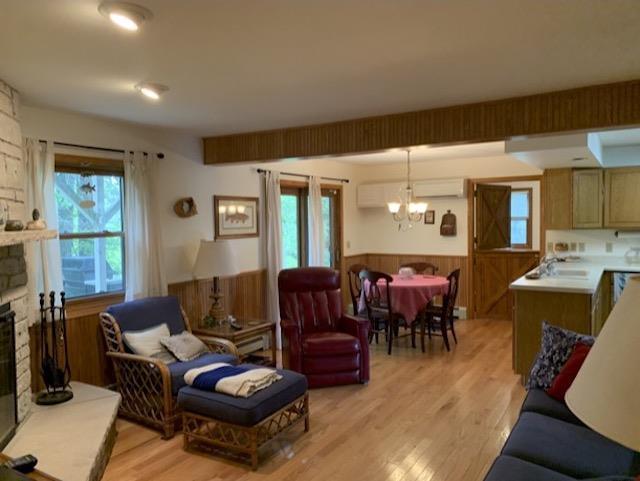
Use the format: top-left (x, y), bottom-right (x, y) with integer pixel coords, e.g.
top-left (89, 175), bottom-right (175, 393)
top-left (347, 263), bottom-right (369, 316)
top-left (419, 268), bottom-right (461, 352)
top-left (400, 262), bottom-right (438, 275)
top-left (359, 270), bottom-right (404, 355)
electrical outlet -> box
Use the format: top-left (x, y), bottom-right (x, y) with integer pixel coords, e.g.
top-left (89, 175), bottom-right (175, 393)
top-left (570, 242), bottom-right (577, 252)
top-left (578, 242), bottom-right (586, 253)
top-left (605, 242), bottom-right (613, 253)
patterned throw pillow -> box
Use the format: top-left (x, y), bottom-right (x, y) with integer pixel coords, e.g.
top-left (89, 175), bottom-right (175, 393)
top-left (160, 331), bottom-right (208, 362)
top-left (527, 321), bottom-right (595, 390)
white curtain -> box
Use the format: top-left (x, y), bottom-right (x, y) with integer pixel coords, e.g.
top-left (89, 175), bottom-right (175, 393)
top-left (24, 138), bottom-right (63, 304)
top-left (123, 151), bottom-right (167, 301)
top-left (307, 176), bottom-right (324, 266)
top-left (265, 171), bottom-right (283, 348)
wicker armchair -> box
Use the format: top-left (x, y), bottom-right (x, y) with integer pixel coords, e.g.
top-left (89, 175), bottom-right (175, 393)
top-left (100, 296), bottom-right (239, 439)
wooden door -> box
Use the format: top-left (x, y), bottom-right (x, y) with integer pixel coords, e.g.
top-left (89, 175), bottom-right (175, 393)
top-left (474, 251), bottom-right (539, 320)
top-left (543, 168), bottom-right (572, 230)
top-left (475, 184), bottom-right (511, 250)
top-left (604, 167), bottom-right (640, 228)
top-left (572, 169), bottom-right (603, 228)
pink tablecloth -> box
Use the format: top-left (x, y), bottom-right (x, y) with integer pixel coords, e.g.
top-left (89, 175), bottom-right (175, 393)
top-left (361, 274), bottom-right (449, 325)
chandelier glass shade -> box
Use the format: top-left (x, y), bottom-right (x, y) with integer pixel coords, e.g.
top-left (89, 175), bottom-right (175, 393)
top-left (387, 149), bottom-right (428, 230)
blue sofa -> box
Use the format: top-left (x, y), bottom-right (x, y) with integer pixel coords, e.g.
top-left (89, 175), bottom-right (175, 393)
top-left (484, 389), bottom-right (640, 480)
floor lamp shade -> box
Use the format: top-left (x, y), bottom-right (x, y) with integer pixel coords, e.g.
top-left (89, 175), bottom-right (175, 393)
top-left (193, 240), bottom-right (238, 279)
top-left (565, 276), bottom-right (640, 452)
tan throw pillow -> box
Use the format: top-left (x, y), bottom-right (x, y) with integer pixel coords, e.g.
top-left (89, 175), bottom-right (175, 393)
top-left (160, 331), bottom-right (208, 362)
top-left (122, 323), bottom-right (174, 362)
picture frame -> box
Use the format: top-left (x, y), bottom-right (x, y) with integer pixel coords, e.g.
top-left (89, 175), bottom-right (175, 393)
top-left (214, 195), bottom-right (259, 240)
top-left (424, 210), bottom-right (435, 225)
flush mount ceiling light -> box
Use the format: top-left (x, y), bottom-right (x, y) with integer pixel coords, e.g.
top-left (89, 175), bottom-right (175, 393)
top-left (98, 2), bottom-right (153, 31)
top-left (135, 82), bottom-right (169, 100)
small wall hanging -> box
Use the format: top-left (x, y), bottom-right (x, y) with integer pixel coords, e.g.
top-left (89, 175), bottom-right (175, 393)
top-left (214, 195), bottom-right (259, 240)
top-left (440, 210), bottom-right (457, 236)
top-left (424, 210), bottom-right (435, 225)
top-left (173, 197), bottom-right (198, 218)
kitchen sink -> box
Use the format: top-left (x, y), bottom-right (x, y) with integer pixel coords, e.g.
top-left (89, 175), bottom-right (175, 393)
top-left (553, 268), bottom-right (589, 278)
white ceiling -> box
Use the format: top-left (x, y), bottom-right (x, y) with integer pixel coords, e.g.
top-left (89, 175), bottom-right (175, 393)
top-left (335, 141), bottom-right (506, 165)
top-left (2, 1), bottom-right (640, 136)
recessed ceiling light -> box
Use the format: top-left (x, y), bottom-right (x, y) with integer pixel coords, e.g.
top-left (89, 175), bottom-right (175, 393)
top-left (98, 2), bottom-right (153, 31)
top-left (135, 82), bottom-right (169, 100)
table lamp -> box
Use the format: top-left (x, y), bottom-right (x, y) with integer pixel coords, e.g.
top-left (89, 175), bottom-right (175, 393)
top-left (193, 240), bottom-right (238, 327)
top-left (565, 275), bottom-right (640, 452)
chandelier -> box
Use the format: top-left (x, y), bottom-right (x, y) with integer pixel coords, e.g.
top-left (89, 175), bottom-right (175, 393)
top-left (387, 149), bottom-right (428, 231)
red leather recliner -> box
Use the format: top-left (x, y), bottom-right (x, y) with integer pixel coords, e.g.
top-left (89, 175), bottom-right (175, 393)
top-left (279, 267), bottom-right (370, 388)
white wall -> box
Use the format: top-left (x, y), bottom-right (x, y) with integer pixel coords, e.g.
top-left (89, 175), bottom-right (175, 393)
top-left (20, 105), bottom-right (362, 283)
top-left (546, 229), bottom-right (640, 256)
top-left (355, 157), bottom-right (542, 256)
top-left (21, 105), bottom-right (544, 283)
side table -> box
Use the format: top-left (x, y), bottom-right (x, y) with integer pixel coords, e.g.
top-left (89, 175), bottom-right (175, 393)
top-left (193, 318), bottom-right (277, 367)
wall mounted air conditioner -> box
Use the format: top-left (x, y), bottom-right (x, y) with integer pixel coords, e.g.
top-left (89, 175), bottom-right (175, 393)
top-left (357, 178), bottom-right (466, 208)
top-left (413, 178), bottom-right (466, 198)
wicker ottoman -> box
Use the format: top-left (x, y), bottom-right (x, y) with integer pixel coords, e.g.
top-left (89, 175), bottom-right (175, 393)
top-left (177, 366), bottom-right (309, 469)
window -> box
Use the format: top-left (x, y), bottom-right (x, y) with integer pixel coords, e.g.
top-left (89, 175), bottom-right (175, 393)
top-left (280, 183), bottom-right (341, 268)
top-left (54, 160), bottom-right (125, 299)
top-left (511, 189), bottom-right (532, 248)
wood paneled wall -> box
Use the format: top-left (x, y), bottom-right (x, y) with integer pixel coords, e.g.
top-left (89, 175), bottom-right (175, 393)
top-left (29, 311), bottom-right (115, 392)
top-left (168, 269), bottom-right (268, 328)
top-left (28, 270), bottom-right (268, 391)
top-left (203, 79), bottom-right (640, 164)
top-left (343, 253), bottom-right (469, 309)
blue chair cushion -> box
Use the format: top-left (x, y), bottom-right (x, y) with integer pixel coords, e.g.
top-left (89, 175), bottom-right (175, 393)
top-left (106, 296), bottom-right (186, 337)
top-left (521, 389), bottom-right (584, 426)
top-left (502, 412), bottom-right (640, 478)
top-left (484, 455), bottom-right (575, 481)
top-left (168, 353), bottom-right (237, 395)
top-left (177, 365), bottom-right (308, 426)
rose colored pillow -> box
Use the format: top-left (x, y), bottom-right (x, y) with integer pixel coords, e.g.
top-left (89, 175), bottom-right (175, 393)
top-left (546, 342), bottom-right (591, 401)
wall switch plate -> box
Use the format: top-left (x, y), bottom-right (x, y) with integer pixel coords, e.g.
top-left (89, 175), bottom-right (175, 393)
top-left (578, 242), bottom-right (586, 253)
top-left (570, 242), bottom-right (577, 251)
top-left (605, 242), bottom-right (613, 253)
top-left (547, 242), bottom-right (554, 252)
top-left (346, 240), bottom-right (351, 249)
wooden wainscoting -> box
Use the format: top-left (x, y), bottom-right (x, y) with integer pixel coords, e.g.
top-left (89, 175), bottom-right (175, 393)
top-left (343, 253), bottom-right (469, 309)
top-left (29, 270), bottom-right (268, 391)
top-left (29, 310), bottom-right (116, 392)
top-left (168, 269), bottom-right (268, 329)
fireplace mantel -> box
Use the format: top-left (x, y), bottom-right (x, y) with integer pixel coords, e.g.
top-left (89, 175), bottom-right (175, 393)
top-left (0, 230), bottom-right (57, 247)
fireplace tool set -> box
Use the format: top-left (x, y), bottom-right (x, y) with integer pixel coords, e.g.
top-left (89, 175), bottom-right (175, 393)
top-left (36, 291), bottom-right (73, 405)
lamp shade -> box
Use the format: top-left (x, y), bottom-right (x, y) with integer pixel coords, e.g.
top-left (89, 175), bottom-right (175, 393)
top-left (565, 276), bottom-right (640, 452)
top-left (192, 240), bottom-right (238, 279)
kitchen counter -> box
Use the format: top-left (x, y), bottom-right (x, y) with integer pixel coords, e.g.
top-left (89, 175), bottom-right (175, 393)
top-left (510, 256), bottom-right (640, 294)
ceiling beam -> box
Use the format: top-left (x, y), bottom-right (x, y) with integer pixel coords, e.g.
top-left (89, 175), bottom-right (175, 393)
top-left (202, 79), bottom-right (640, 165)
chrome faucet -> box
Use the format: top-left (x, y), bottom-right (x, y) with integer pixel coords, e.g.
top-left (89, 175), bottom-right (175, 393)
top-left (538, 254), bottom-right (560, 276)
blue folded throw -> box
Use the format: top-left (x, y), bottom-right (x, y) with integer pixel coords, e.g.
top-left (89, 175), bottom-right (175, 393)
top-left (190, 365), bottom-right (251, 391)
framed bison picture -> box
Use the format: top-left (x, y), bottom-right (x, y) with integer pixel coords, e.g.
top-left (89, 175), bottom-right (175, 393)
top-left (213, 195), bottom-right (259, 240)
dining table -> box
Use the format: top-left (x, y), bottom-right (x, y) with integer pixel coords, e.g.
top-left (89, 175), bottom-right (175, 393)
top-left (360, 273), bottom-right (450, 325)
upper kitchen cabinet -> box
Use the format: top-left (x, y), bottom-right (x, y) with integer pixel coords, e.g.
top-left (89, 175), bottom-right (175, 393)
top-left (604, 167), bottom-right (640, 228)
top-left (543, 168), bottom-right (572, 230)
top-left (573, 169), bottom-right (603, 228)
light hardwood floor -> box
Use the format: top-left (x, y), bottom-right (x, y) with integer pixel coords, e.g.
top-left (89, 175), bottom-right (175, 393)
top-left (103, 319), bottom-right (525, 481)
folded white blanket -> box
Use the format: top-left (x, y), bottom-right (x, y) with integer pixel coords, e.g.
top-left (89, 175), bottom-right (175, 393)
top-left (184, 363), bottom-right (283, 398)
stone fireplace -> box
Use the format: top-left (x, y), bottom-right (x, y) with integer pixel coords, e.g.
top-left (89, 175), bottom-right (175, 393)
top-left (0, 78), bottom-right (31, 422)
top-left (0, 303), bottom-right (17, 449)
